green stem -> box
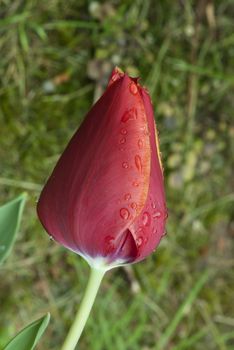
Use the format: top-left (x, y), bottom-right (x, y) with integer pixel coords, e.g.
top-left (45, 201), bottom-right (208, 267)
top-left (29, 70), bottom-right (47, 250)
top-left (61, 267), bottom-right (105, 350)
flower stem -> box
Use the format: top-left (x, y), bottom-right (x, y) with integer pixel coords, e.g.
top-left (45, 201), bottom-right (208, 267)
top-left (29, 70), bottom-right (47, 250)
top-left (61, 267), bottom-right (105, 350)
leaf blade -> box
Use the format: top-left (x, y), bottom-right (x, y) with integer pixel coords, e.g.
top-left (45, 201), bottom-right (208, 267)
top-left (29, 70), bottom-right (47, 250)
top-left (3, 313), bottom-right (50, 350)
top-left (0, 193), bottom-right (27, 263)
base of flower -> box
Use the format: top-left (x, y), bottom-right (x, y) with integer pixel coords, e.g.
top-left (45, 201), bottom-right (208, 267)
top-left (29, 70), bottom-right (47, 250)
top-left (61, 267), bottom-right (105, 350)
top-left (78, 251), bottom-right (129, 271)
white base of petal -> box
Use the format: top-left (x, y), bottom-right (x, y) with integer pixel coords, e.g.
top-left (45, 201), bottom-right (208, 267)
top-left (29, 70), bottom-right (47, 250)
top-left (77, 251), bottom-right (128, 272)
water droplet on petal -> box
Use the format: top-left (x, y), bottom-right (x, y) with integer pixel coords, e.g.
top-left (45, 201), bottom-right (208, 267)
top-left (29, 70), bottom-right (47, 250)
top-left (105, 235), bottom-right (114, 244)
top-left (105, 235), bottom-right (114, 243)
top-left (135, 155), bottom-right (142, 172)
top-left (104, 235), bottom-right (115, 254)
top-left (144, 129), bottom-right (150, 136)
top-left (121, 108), bottom-right (137, 123)
top-left (111, 74), bottom-right (120, 83)
top-left (122, 162), bottom-right (129, 169)
top-left (136, 236), bottom-right (144, 247)
top-left (153, 211), bottom-right (162, 219)
top-left (129, 82), bottom-right (138, 95)
top-left (138, 139), bottom-right (143, 149)
top-left (120, 208), bottom-right (130, 220)
top-left (119, 137), bottom-right (126, 144)
top-left (132, 181), bottom-right (139, 187)
top-left (151, 202), bottom-right (156, 209)
top-left (131, 202), bottom-right (137, 209)
top-left (143, 86), bottom-right (150, 94)
top-left (142, 212), bottom-right (151, 226)
top-left (124, 193), bottom-right (131, 201)
top-left (120, 128), bottom-right (127, 135)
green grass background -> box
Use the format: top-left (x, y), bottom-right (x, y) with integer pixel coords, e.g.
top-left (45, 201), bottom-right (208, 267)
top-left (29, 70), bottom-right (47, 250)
top-left (0, 0), bottom-right (233, 349)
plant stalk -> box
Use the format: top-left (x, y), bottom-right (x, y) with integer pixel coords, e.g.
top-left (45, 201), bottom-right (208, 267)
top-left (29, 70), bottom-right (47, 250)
top-left (61, 267), bottom-right (105, 350)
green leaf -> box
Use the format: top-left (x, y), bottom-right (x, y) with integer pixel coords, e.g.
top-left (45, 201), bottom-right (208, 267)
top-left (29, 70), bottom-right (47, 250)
top-left (3, 313), bottom-right (50, 350)
top-left (0, 193), bottom-right (27, 263)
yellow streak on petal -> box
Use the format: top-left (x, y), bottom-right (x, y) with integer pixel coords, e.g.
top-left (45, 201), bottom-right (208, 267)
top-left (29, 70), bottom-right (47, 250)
top-left (154, 121), bottom-right (163, 172)
top-left (134, 96), bottom-right (151, 216)
top-left (137, 143), bottom-right (150, 214)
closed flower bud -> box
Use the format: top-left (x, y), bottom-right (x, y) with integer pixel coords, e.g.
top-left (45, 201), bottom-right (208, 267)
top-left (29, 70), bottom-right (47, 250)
top-left (37, 67), bottom-right (167, 270)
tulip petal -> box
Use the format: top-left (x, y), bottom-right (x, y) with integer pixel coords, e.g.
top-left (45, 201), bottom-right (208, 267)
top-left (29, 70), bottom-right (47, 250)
top-left (129, 87), bottom-right (167, 262)
top-left (37, 73), bottom-right (152, 265)
top-left (107, 67), bottom-right (124, 87)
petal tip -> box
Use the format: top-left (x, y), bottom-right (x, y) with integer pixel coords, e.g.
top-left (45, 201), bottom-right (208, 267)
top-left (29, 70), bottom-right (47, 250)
top-left (108, 67), bottom-right (125, 87)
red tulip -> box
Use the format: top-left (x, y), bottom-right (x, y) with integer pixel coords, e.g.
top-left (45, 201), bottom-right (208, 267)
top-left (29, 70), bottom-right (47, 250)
top-left (37, 67), bottom-right (167, 270)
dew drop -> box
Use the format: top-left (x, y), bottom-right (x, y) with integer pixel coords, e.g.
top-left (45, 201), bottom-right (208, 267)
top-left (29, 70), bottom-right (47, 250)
top-left (135, 155), bottom-right (142, 172)
top-left (104, 235), bottom-right (115, 254)
top-left (122, 162), bottom-right (129, 169)
top-left (119, 137), bottom-right (126, 144)
top-left (105, 235), bottom-right (114, 244)
top-left (144, 129), bottom-right (150, 136)
top-left (131, 202), bottom-right (137, 209)
top-left (120, 208), bottom-right (130, 220)
top-left (129, 82), bottom-right (138, 95)
top-left (120, 128), bottom-right (127, 135)
top-left (111, 74), bottom-right (118, 82)
top-left (138, 139), bottom-right (143, 149)
top-left (136, 236), bottom-right (144, 247)
top-left (142, 212), bottom-right (151, 226)
top-left (132, 181), bottom-right (139, 187)
top-left (121, 108), bottom-right (137, 123)
top-left (151, 202), bottom-right (156, 209)
top-left (143, 86), bottom-right (150, 94)
top-left (152, 211), bottom-right (162, 219)
top-left (124, 193), bottom-right (131, 201)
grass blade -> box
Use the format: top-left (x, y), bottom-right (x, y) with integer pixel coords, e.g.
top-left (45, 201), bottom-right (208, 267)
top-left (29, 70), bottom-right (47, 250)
top-left (155, 271), bottom-right (210, 350)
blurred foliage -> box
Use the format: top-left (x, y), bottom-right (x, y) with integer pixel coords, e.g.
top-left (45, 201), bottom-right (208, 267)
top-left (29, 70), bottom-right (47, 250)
top-left (0, 0), bottom-right (233, 349)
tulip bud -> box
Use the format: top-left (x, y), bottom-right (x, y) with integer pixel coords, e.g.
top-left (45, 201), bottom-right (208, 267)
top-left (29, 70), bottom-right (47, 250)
top-left (37, 67), bottom-right (167, 270)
